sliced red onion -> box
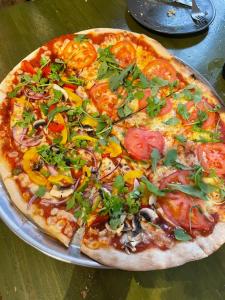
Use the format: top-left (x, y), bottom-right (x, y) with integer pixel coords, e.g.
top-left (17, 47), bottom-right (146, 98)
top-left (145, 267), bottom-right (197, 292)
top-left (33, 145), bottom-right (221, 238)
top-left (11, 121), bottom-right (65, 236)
top-left (12, 127), bottom-right (28, 143)
top-left (133, 179), bottom-right (140, 189)
top-left (13, 126), bottom-right (42, 147)
top-left (40, 198), bottom-right (68, 206)
top-left (47, 165), bottom-right (58, 175)
top-left (99, 159), bottom-right (121, 180)
top-left (27, 194), bottom-right (38, 209)
top-left (73, 177), bottom-right (81, 190)
top-left (24, 88), bottom-right (50, 100)
top-left (20, 135), bottom-right (43, 147)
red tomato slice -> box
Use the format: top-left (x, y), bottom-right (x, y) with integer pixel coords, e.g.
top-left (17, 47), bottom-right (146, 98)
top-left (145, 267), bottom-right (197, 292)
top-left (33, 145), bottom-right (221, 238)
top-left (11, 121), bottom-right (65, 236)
top-left (143, 59), bottom-right (177, 82)
top-left (181, 100), bottom-right (217, 129)
top-left (62, 40), bottom-right (97, 69)
top-left (111, 41), bottom-right (136, 68)
top-left (160, 170), bottom-right (191, 189)
top-left (42, 65), bottom-right (51, 78)
top-left (89, 82), bottom-right (118, 119)
top-left (197, 143), bottom-right (225, 175)
top-left (63, 83), bottom-right (77, 91)
top-left (124, 128), bottom-right (165, 160)
top-left (158, 193), bottom-right (215, 233)
top-left (21, 60), bottom-right (36, 75)
top-left (48, 122), bottom-right (65, 132)
top-left (220, 119), bottom-right (225, 142)
top-left (138, 90), bottom-right (172, 116)
top-left (158, 98), bottom-right (173, 116)
top-left (138, 89), bottom-right (151, 110)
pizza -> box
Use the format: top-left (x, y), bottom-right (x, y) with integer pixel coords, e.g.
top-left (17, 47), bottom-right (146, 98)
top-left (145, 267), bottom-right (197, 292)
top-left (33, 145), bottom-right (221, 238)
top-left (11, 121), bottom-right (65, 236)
top-left (0, 28), bottom-right (225, 271)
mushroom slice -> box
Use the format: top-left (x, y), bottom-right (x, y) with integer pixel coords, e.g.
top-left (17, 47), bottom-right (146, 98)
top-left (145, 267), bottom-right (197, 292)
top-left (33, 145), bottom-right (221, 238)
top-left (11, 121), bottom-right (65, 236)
top-left (33, 119), bottom-right (47, 129)
top-left (50, 185), bottom-right (74, 198)
top-left (140, 208), bottom-right (158, 222)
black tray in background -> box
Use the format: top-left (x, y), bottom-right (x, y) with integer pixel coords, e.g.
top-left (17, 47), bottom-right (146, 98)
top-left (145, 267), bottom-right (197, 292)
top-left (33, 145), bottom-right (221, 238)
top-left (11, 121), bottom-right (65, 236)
top-left (128, 0), bottom-right (216, 35)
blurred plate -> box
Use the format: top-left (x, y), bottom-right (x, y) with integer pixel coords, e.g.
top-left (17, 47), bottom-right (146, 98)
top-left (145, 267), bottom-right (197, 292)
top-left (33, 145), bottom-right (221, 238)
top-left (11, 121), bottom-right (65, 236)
top-left (0, 56), bottom-right (223, 268)
top-left (128, 0), bottom-right (216, 35)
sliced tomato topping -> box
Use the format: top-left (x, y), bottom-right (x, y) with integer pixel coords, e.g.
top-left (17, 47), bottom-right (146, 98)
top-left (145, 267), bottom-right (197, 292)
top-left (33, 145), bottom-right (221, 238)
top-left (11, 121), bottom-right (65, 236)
top-left (21, 60), bottom-right (36, 75)
top-left (63, 83), bottom-right (77, 91)
top-left (158, 193), bottom-right (215, 233)
top-left (159, 98), bottom-right (173, 116)
top-left (62, 40), bottom-right (97, 69)
top-left (124, 128), bottom-right (165, 160)
top-left (48, 122), bottom-right (65, 132)
top-left (89, 82), bottom-right (118, 119)
top-left (143, 59), bottom-right (177, 82)
top-left (111, 41), bottom-right (136, 68)
top-left (160, 170), bottom-right (191, 189)
top-left (220, 119), bottom-right (225, 142)
top-left (42, 65), bottom-right (51, 78)
top-left (138, 89), bottom-right (151, 110)
top-left (197, 143), bottom-right (225, 175)
top-left (180, 99), bottom-right (217, 129)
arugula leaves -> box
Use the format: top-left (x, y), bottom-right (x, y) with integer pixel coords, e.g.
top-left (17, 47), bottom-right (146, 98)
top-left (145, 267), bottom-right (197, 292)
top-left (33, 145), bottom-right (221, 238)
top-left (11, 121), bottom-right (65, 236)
top-left (74, 34), bottom-right (88, 42)
top-left (63, 76), bottom-right (85, 86)
top-left (174, 84), bottom-right (202, 103)
top-left (113, 175), bottom-right (127, 194)
top-left (97, 47), bottom-right (121, 80)
top-left (163, 149), bottom-right (190, 170)
top-left (141, 177), bottom-right (165, 196)
top-left (177, 103), bottom-right (190, 120)
top-left (48, 106), bottom-right (70, 122)
top-left (163, 149), bottom-right (178, 166)
top-left (47, 89), bottom-right (63, 107)
top-left (151, 149), bottom-right (161, 172)
top-left (101, 191), bottom-right (124, 230)
top-left (164, 117), bottom-right (180, 126)
top-left (117, 104), bottom-right (133, 118)
top-left (174, 228), bottom-right (192, 241)
top-left (191, 165), bottom-right (216, 196)
top-left (175, 135), bottom-right (187, 143)
top-left (67, 192), bottom-right (91, 222)
top-left (126, 190), bottom-right (141, 214)
top-left (110, 64), bottom-right (134, 91)
top-left (146, 96), bottom-right (165, 118)
top-left (16, 110), bottom-right (35, 128)
top-left (35, 186), bottom-right (46, 197)
top-left (168, 183), bottom-right (208, 200)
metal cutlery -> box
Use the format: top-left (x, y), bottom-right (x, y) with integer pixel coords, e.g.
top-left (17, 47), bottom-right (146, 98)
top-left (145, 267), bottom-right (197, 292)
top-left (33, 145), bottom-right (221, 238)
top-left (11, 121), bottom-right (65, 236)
top-left (191, 0), bottom-right (208, 25)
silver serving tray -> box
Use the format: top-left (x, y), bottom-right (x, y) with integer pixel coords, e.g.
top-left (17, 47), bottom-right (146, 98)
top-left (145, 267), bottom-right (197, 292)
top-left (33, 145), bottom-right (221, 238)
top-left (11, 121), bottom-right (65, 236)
top-left (0, 58), bottom-right (223, 268)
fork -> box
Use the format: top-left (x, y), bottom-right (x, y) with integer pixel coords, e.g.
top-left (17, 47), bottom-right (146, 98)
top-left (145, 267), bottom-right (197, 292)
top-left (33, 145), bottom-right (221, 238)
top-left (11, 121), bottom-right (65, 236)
top-left (191, 0), bottom-right (208, 25)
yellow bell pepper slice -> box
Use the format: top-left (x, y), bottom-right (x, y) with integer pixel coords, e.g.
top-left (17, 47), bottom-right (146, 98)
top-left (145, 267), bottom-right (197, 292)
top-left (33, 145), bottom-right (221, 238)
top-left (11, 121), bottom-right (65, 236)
top-left (54, 113), bottom-right (67, 144)
top-left (81, 116), bottom-right (98, 128)
top-left (76, 166), bottom-right (91, 192)
top-left (72, 135), bottom-right (97, 143)
top-left (22, 148), bottom-right (48, 186)
top-left (124, 170), bottom-right (143, 185)
top-left (105, 141), bottom-right (122, 158)
top-left (64, 88), bottom-right (82, 106)
top-left (48, 174), bottom-right (74, 185)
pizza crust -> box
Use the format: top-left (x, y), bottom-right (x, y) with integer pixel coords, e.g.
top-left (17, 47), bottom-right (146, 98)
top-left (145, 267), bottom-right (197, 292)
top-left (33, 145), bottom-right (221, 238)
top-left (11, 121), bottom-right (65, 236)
top-left (0, 157), bottom-right (71, 246)
top-left (81, 222), bottom-right (225, 271)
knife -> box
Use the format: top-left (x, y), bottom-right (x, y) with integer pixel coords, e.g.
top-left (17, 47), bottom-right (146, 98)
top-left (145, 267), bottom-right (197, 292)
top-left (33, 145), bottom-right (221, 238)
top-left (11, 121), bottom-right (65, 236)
top-left (164, 0), bottom-right (192, 7)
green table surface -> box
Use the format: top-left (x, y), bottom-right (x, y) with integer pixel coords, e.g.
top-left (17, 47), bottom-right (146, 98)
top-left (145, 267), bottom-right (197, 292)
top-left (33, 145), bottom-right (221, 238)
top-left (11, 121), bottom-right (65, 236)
top-left (0, 0), bottom-right (225, 299)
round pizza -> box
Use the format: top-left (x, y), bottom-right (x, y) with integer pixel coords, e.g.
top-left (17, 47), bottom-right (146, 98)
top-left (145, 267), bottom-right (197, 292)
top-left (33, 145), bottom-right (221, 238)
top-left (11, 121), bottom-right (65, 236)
top-left (0, 28), bottom-right (225, 271)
